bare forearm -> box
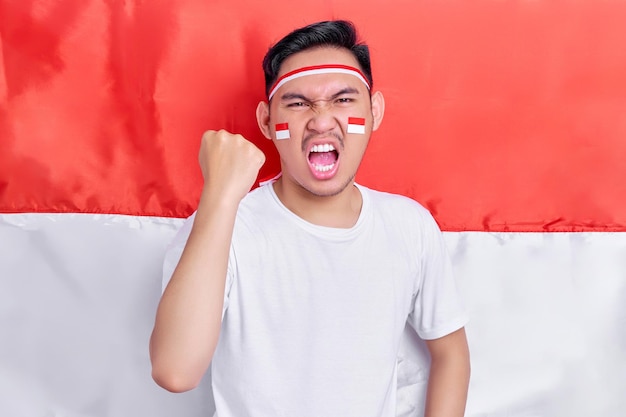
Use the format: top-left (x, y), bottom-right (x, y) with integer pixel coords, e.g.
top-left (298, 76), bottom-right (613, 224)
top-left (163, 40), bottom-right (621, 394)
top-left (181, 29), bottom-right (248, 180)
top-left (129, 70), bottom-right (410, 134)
top-left (424, 329), bottom-right (471, 417)
top-left (150, 129), bottom-right (264, 392)
top-left (150, 189), bottom-right (238, 392)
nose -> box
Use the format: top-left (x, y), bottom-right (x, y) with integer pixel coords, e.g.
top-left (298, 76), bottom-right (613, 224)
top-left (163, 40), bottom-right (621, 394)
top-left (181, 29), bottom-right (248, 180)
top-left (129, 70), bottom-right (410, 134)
top-left (305, 100), bottom-right (339, 134)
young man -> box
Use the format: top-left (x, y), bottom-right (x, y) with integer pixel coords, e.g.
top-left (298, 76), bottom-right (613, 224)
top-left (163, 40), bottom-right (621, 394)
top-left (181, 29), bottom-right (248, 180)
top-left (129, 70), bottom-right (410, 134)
top-left (150, 20), bottom-right (470, 417)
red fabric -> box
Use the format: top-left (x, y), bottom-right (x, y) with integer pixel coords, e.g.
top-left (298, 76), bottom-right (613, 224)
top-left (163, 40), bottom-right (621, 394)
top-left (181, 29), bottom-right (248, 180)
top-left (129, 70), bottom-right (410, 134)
top-left (1, 1), bottom-right (626, 231)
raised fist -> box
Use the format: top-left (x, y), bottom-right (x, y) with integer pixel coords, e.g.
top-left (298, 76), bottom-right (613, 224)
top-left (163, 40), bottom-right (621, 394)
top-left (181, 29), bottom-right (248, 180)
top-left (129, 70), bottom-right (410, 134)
top-left (199, 130), bottom-right (266, 202)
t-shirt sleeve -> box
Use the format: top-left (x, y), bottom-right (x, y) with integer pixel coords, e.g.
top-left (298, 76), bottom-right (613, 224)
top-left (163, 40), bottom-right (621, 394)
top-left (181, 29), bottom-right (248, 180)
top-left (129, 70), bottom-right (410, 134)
top-left (161, 211), bottom-right (235, 320)
top-left (407, 209), bottom-right (469, 340)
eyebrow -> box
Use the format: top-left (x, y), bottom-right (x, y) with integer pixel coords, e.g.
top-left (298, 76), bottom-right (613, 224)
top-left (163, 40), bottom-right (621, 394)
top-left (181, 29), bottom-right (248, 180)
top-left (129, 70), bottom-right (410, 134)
top-left (279, 87), bottom-right (360, 102)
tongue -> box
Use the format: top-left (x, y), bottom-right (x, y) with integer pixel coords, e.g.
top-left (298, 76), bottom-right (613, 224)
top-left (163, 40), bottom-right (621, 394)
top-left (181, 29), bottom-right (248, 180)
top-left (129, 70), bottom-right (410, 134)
top-left (309, 152), bottom-right (337, 166)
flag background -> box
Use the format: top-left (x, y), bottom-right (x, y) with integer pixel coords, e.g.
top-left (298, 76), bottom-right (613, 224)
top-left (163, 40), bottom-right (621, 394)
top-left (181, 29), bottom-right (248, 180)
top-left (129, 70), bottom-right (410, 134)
top-left (1, 1), bottom-right (625, 416)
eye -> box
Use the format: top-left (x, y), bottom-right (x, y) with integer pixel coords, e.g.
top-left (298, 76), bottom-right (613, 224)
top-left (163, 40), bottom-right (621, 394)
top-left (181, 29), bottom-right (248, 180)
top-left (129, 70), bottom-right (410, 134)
top-left (286, 101), bottom-right (310, 108)
top-left (335, 97), bottom-right (355, 105)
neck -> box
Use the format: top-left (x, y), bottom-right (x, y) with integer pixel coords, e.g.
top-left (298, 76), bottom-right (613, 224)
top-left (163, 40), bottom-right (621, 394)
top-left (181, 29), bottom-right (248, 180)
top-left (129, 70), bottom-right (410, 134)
top-left (272, 178), bottom-right (362, 228)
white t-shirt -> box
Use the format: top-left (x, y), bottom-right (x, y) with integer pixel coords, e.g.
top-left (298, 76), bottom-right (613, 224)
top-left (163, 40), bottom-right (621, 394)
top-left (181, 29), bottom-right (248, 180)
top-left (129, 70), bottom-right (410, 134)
top-left (163, 183), bottom-right (468, 417)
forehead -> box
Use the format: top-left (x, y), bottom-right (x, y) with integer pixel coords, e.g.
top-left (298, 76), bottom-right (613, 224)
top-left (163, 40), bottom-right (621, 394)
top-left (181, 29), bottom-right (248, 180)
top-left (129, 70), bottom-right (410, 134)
top-left (277, 47), bottom-right (362, 78)
top-left (273, 47), bottom-right (366, 97)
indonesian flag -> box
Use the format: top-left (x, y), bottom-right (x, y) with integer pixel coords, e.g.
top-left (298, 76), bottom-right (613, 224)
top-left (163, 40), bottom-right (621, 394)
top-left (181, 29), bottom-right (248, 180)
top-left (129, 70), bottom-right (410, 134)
top-left (347, 117), bottom-right (366, 134)
top-left (1, 2), bottom-right (625, 417)
top-left (275, 122), bottom-right (290, 140)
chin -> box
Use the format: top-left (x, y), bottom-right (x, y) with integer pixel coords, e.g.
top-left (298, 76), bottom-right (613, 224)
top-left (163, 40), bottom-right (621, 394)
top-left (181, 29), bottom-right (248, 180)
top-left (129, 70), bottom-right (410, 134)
top-left (302, 176), bottom-right (355, 198)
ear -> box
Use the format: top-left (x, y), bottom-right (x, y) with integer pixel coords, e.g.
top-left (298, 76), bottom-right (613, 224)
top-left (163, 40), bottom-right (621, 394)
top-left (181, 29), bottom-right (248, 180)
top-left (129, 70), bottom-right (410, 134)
top-left (370, 91), bottom-right (385, 131)
top-left (256, 101), bottom-right (273, 140)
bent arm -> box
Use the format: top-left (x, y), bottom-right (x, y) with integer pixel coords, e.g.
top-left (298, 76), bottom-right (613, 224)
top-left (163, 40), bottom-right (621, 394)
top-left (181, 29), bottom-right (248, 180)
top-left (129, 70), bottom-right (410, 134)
top-left (149, 188), bottom-right (238, 392)
top-left (149, 130), bottom-right (265, 393)
top-left (424, 327), bottom-right (471, 417)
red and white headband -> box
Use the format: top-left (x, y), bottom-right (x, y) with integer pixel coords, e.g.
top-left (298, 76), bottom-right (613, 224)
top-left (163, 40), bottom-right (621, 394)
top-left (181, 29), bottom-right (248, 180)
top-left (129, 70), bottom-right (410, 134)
top-left (268, 64), bottom-right (371, 100)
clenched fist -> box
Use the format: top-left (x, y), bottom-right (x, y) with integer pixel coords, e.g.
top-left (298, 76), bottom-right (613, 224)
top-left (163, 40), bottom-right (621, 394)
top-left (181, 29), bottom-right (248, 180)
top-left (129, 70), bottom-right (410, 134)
top-left (199, 130), bottom-right (266, 203)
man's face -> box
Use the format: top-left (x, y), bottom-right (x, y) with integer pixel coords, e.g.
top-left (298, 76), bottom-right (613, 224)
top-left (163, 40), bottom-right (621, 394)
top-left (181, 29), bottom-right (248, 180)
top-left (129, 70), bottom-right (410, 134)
top-left (257, 46), bottom-right (384, 198)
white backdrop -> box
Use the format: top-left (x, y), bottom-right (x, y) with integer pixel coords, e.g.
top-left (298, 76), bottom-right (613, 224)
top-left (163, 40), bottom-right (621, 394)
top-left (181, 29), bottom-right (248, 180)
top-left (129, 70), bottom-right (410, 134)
top-left (1, 213), bottom-right (625, 416)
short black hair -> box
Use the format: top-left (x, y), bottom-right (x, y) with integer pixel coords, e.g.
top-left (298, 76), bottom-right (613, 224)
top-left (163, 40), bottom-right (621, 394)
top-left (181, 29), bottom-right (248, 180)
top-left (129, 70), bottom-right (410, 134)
top-left (262, 20), bottom-right (373, 98)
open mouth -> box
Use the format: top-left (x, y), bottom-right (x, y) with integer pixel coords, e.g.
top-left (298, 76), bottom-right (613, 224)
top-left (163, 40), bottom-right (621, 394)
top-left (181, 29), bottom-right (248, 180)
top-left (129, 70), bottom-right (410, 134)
top-left (308, 143), bottom-right (339, 173)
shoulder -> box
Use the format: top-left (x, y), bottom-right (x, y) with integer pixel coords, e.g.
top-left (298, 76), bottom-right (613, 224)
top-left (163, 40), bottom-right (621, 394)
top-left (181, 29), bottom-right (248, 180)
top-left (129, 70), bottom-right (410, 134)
top-left (241, 184), bottom-right (271, 204)
top-left (357, 184), bottom-right (445, 250)
top-left (232, 184), bottom-right (283, 235)
top-left (358, 184), bottom-right (435, 224)
top-left (236, 184), bottom-right (274, 217)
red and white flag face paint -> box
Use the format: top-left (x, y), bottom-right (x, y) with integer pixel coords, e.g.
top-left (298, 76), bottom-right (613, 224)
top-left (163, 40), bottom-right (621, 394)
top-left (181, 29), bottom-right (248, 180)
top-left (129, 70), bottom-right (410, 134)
top-left (347, 117), bottom-right (366, 134)
top-left (275, 123), bottom-right (290, 140)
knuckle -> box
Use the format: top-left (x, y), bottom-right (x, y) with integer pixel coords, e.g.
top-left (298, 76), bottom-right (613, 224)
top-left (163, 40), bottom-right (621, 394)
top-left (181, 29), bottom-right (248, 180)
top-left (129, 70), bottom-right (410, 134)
top-left (202, 129), bottom-right (216, 139)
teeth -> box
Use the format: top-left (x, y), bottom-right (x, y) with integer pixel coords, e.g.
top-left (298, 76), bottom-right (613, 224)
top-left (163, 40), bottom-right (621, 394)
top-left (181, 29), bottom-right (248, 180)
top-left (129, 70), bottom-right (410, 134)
top-left (314, 163), bottom-right (335, 172)
top-left (311, 144), bottom-right (336, 153)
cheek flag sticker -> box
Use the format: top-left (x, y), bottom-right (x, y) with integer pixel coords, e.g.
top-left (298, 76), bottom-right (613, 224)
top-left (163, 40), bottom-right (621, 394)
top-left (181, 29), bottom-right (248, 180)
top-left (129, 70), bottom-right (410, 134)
top-left (347, 117), bottom-right (366, 134)
top-left (275, 123), bottom-right (290, 140)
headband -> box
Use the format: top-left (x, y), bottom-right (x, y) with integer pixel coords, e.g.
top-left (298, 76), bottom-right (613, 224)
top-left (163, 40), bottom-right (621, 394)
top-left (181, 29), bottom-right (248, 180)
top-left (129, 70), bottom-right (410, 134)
top-left (268, 64), bottom-right (371, 100)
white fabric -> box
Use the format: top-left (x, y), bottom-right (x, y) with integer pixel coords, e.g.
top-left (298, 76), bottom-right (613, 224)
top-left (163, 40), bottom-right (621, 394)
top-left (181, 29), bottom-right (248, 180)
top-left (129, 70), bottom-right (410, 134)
top-left (163, 184), bottom-right (468, 417)
top-left (0, 213), bottom-right (214, 417)
top-left (1, 213), bottom-right (625, 416)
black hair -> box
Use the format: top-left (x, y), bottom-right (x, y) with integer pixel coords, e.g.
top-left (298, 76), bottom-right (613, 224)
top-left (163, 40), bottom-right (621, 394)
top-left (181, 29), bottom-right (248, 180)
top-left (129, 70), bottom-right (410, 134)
top-left (262, 20), bottom-right (373, 97)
